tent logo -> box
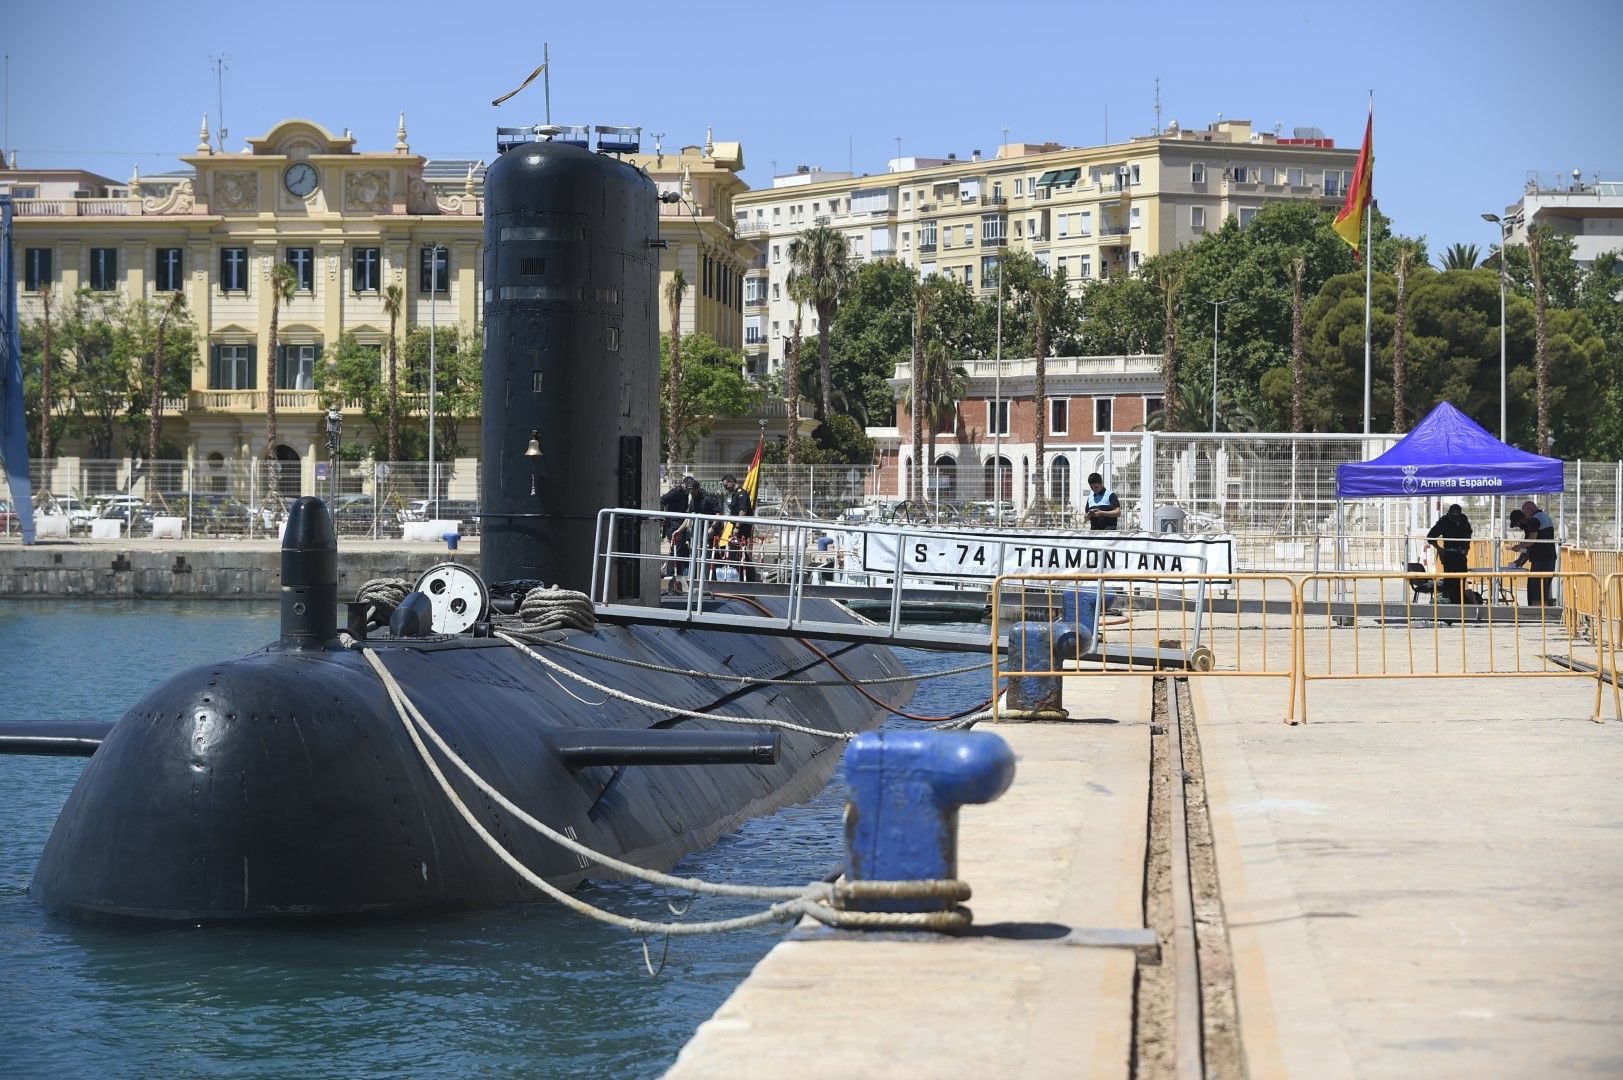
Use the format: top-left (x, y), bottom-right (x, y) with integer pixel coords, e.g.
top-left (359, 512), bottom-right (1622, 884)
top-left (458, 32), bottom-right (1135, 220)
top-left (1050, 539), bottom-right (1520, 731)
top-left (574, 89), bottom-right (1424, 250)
top-left (1401, 465), bottom-right (1420, 494)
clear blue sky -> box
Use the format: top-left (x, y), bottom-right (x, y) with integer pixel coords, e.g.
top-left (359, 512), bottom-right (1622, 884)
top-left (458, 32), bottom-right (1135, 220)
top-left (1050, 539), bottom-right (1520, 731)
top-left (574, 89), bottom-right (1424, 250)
top-left (7, 0), bottom-right (1619, 256)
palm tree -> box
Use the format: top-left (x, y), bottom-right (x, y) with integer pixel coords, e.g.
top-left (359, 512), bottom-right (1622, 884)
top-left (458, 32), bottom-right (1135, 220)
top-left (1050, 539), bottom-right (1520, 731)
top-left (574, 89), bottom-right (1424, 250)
top-left (265, 262), bottom-right (300, 493)
top-left (908, 284), bottom-right (929, 502)
top-left (785, 308), bottom-right (804, 466)
top-left (1437, 242), bottom-right (1481, 271)
top-left (1392, 242), bottom-right (1415, 432)
top-left (1528, 227), bottom-right (1551, 452)
top-left (1157, 260), bottom-right (1183, 429)
top-left (38, 283), bottom-right (55, 461)
top-left (784, 225), bottom-right (852, 422)
top-left (382, 283), bottom-right (404, 464)
top-left (1289, 255), bottom-right (1306, 433)
top-left (148, 290), bottom-right (187, 467)
top-left (1022, 268), bottom-right (1065, 507)
top-left (914, 340), bottom-right (967, 511)
top-left (664, 269), bottom-right (688, 468)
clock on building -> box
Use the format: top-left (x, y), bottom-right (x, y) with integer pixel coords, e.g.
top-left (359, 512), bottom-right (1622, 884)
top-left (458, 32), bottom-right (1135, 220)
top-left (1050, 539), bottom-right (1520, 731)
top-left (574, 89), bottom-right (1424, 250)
top-left (284, 162), bottom-right (319, 197)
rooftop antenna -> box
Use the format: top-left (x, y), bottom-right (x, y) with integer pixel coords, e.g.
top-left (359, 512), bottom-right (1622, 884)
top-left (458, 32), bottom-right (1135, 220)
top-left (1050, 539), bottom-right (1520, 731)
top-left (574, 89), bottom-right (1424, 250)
top-left (651, 131), bottom-right (665, 164)
top-left (210, 54), bottom-right (229, 153)
top-left (1153, 77), bottom-right (1161, 135)
top-left (1001, 125), bottom-right (1008, 156)
top-left (3, 54), bottom-right (9, 166)
top-left (894, 136), bottom-right (901, 165)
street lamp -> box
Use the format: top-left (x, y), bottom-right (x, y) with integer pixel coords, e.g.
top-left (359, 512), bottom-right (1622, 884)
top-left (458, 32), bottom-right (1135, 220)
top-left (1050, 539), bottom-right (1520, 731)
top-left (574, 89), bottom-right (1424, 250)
top-left (1208, 298), bottom-right (1237, 435)
top-left (324, 404), bottom-right (342, 507)
top-left (427, 242), bottom-right (445, 520)
top-left (1480, 212), bottom-right (1520, 442)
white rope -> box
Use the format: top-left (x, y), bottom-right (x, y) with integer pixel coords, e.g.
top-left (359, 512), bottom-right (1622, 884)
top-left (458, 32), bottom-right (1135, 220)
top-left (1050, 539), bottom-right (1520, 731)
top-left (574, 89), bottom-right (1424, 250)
top-left (358, 647), bottom-right (971, 934)
top-left (520, 586), bottom-right (597, 631)
top-left (494, 631), bottom-right (853, 741)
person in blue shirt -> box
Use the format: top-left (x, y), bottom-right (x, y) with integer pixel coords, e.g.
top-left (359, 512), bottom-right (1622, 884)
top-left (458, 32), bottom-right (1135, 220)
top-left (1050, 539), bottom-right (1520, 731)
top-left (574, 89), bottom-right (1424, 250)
top-left (1084, 473), bottom-right (1121, 531)
top-left (1517, 500), bottom-right (1557, 606)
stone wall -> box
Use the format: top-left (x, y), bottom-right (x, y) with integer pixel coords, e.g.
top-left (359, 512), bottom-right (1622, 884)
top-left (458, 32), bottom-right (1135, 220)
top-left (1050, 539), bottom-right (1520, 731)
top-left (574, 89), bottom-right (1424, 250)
top-left (0, 547), bottom-right (460, 599)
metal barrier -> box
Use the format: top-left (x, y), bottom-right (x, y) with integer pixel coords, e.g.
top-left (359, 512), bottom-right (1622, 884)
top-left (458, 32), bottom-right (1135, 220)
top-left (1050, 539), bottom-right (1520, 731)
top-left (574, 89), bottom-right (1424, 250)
top-left (989, 572), bottom-right (1301, 724)
top-left (1606, 574), bottom-right (1623, 723)
top-left (1295, 571), bottom-right (1611, 724)
top-left (1561, 548), bottom-right (1623, 645)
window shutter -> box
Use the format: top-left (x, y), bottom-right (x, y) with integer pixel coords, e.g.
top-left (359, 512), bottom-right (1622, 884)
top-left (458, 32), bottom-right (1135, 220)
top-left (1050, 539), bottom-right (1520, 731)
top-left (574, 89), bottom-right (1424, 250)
top-left (246, 344), bottom-right (258, 389)
top-left (209, 345), bottom-right (222, 389)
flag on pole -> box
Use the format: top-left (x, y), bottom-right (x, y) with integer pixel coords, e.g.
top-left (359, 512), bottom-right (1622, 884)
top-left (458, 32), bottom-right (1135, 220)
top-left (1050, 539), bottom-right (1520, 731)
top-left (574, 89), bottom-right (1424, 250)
top-left (492, 60), bottom-right (548, 107)
top-left (1332, 108), bottom-right (1374, 256)
top-left (718, 432), bottom-right (765, 548)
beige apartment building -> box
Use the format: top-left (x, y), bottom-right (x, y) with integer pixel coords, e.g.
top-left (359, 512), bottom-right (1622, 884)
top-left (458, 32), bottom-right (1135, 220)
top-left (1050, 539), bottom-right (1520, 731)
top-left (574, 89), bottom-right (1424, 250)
top-left (1, 117), bottom-right (760, 489)
top-left (733, 119), bottom-right (1359, 380)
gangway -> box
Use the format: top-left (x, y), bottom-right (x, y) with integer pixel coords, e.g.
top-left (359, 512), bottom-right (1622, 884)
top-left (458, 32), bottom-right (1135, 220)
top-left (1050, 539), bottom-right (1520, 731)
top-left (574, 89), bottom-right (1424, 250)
top-left (588, 508), bottom-right (1213, 666)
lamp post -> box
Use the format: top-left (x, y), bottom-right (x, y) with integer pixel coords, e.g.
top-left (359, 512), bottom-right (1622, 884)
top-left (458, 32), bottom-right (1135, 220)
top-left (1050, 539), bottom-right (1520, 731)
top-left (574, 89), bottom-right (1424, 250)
top-left (1208, 297), bottom-right (1236, 435)
top-left (427, 242), bottom-right (444, 520)
top-left (993, 248), bottom-right (1006, 521)
top-left (1480, 212), bottom-right (1518, 442)
top-left (324, 404), bottom-right (342, 507)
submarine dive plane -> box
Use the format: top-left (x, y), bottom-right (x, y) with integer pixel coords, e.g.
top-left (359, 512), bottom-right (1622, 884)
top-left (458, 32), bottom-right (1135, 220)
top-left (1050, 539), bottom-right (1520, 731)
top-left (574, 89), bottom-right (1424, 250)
top-left (0, 128), bottom-right (913, 924)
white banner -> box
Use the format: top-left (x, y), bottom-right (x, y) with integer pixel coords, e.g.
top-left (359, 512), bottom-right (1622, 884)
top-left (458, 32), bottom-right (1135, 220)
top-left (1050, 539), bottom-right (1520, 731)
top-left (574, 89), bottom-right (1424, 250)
top-left (859, 530), bottom-right (1234, 582)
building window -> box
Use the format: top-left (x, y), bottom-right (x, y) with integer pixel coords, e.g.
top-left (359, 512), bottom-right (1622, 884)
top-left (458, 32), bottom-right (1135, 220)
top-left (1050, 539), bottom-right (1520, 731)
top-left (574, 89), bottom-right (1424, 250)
top-left (1239, 207), bottom-right (1259, 228)
top-left (772, 321), bottom-right (780, 339)
top-left (277, 343), bottom-right (320, 390)
top-left (987, 399), bottom-right (1009, 436)
top-left (353, 247), bottom-right (381, 293)
top-left (1079, 253), bottom-right (1091, 278)
top-left (1130, 164), bottom-right (1141, 185)
top-left (210, 343), bottom-right (256, 389)
top-left (1130, 206), bottom-right (1141, 229)
top-left (1146, 396), bottom-right (1164, 421)
top-left (1095, 398), bottom-right (1113, 433)
top-left (1324, 170), bottom-right (1342, 197)
top-left (1057, 255), bottom-right (1068, 276)
top-left (1130, 250), bottom-right (1142, 271)
top-left (1191, 206), bottom-right (1206, 230)
top-left (772, 207), bottom-right (780, 223)
top-left (1287, 167), bottom-right (1303, 187)
top-left (1013, 178), bottom-right (1023, 196)
top-left (89, 248), bottom-right (117, 291)
top-left (1191, 163), bottom-right (1206, 184)
top-left (287, 247), bottom-right (315, 292)
top-left (23, 248), bottom-right (52, 292)
top-left (420, 246), bottom-right (450, 294)
top-left (1231, 165), bottom-right (1250, 183)
top-left (1051, 456), bottom-right (1071, 505)
top-left (964, 225), bottom-right (975, 247)
top-left (1259, 166), bottom-right (1276, 185)
top-left (772, 244), bottom-right (781, 264)
top-left (772, 282), bottom-right (780, 300)
top-left (964, 264), bottom-right (974, 289)
top-left (220, 247), bottom-right (248, 293)
top-left (155, 248), bottom-right (183, 292)
top-left (1050, 398), bottom-right (1069, 435)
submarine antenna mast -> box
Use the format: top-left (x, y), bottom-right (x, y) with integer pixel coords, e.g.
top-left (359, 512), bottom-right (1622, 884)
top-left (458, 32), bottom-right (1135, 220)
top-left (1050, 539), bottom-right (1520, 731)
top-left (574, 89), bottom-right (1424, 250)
top-left (543, 42), bottom-right (551, 125)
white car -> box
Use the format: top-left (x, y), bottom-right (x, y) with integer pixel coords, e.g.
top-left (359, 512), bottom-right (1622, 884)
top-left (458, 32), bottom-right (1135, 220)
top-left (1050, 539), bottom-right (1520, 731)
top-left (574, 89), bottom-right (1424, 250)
top-left (43, 496), bottom-right (96, 525)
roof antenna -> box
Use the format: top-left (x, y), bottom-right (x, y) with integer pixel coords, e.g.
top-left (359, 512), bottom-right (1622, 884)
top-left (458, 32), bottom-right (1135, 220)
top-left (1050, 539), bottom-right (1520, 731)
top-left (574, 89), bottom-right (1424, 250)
top-left (210, 54), bottom-right (230, 153)
top-left (1153, 77), bottom-right (1161, 136)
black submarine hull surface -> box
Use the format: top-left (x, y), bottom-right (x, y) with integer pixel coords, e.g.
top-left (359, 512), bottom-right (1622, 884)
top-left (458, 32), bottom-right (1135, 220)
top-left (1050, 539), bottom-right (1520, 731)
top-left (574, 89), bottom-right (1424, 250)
top-left (31, 596), bottom-right (911, 924)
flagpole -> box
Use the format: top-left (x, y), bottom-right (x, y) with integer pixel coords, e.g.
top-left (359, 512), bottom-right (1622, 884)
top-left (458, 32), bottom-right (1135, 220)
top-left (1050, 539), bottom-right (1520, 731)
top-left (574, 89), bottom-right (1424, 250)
top-left (1362, 91), bottom-right (1373, 435)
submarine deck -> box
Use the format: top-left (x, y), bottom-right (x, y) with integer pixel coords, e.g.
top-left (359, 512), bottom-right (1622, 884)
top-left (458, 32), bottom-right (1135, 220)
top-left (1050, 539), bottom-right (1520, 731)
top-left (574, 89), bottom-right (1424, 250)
top-left (667, 657), bottom-right (1623, 1077)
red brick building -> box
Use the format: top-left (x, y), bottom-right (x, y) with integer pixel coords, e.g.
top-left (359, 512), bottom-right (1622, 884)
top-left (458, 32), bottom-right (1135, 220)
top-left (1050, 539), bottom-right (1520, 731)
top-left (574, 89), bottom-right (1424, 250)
top-left (869, 354), bottom-right (1164, 512)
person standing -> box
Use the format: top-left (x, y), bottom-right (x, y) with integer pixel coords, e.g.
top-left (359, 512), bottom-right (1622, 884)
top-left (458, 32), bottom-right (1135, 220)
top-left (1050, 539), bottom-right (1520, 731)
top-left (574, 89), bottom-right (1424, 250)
top-left (712, 473), bottom-right (756, 581)
top-left (1426, 503), bottom-right (1472, 604)
top-left (1084, 473), bottom-right (1121, 531)
top-left (1519, 499), bottom-right (1557, 606)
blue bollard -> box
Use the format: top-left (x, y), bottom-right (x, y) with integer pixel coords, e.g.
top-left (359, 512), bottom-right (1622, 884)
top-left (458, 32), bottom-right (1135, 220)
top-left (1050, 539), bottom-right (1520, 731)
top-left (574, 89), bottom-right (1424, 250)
top-left (842, 730), bottom-right (1016, 913)
top-left (443, 532), bottom-right (461, 551)
top-left (1005, 584), bottom-right (1101, 714)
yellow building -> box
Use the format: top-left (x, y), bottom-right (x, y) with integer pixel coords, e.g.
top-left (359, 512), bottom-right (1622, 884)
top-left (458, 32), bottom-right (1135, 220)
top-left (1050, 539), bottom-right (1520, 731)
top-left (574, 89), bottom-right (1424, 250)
top-left (732, 119), bottom-right (1359, 379)
top-left (1, 117), bottom-right (763, 488)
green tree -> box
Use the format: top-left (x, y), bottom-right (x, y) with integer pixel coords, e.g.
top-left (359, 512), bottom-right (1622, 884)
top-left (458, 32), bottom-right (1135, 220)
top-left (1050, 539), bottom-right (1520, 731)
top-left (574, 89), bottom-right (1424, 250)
top-left (52, 290), bottom-right (134, 459)
top-left (146, 290), bottom-right (190, 467)
top-left (1289, 255), bottom-right (1306, 432)
top-left (785, 224), bottom-right (852, 421)
top-left (827, 258), bottom-right (919, 425)
top-left (664, 268), bottom-right (688, 467)
top-left (1437, 242), bottom-right (1481, 270)
top-left (402, 324), bottom-right (483, 458)
top-left (318, 333), bottom-right (387, 452)
top-left (1003, 252), bottom-right (1067, 505)
top-left (659, 332), bottom-right (753, 460)
top-left (784, 276), bottom-right (810, 466)
top-left (382, 283), bottom-right (404, 462)
top-left (36, 284), bottom-right (57, 460)
top-left (1390, 242), bottom-right (1419, 431)
top-left (1527, 226), bottom-right (1552, 451)
top-left (908, 335), bottom-right (966, 499)
top-left (1156, 256), bottom-right (1185, 429)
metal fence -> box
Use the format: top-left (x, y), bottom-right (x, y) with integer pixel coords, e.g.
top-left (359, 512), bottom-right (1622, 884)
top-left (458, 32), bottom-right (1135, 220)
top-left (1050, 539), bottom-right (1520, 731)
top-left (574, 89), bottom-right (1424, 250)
top-left (663, 464), bottom-right (880, 520)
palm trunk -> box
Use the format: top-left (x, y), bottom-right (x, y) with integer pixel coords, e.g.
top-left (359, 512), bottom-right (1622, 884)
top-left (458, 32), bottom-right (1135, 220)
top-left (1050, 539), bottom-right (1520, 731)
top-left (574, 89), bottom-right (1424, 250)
top-left (816, 307), bottom-right (833, 423)
top-left (1290, 256), bottom-right (1305, 433)
top-left (387, 312), bottom-right (400, 465)
top-left (910, 295), bottom-right (925, 502)
top-left (1162, 286), bottom-right (1178, 430)
top-left (667, 307), bottom-right (683, 468)
top-left (1529, 230), bottom-right (1551, 452)
top-left (1392, 247), bottom-right (1411, 432)
top-left (39, 286), bottom-right (54, 461)
top-left (148, 312), bottom-right (167, 466)
top-left (266, 300), bottom-right (281, 491)
top-left (786, 318), bottom-right (803, 466)
top-left (1033, 323), bottom-right (1048, 506)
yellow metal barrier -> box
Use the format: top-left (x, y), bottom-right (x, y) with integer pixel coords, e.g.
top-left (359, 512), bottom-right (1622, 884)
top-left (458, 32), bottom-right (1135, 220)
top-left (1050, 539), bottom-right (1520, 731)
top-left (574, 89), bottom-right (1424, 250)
top-left (1606, 573), bottom-right (1623, 724)
top-left (1295, 571), bottom-right (1611, 725)
top-left (990, 572), bottom-right (1301, 724)
top-left (1561, 547), bottom-right (1623, 644)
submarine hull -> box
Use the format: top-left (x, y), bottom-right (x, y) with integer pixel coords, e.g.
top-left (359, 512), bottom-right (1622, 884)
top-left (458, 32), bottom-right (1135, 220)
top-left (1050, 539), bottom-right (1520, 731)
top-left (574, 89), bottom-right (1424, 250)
top-left (31, 597), bottom-right (911, 924)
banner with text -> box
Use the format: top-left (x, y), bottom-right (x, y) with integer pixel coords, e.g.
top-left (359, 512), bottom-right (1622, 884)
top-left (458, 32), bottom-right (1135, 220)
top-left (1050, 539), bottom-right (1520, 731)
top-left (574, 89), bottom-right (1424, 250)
top-left (859, 530), bottom-right (1235, 583)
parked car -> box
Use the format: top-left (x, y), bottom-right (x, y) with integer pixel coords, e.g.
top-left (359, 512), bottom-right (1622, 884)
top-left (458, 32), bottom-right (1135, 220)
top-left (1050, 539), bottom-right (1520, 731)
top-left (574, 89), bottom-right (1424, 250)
top-left (40, 495), bottom-right (95, 526)
top-left (330, 495), bottom-right (379, 534)
top-left (0, 500), bottom-right (15, 531)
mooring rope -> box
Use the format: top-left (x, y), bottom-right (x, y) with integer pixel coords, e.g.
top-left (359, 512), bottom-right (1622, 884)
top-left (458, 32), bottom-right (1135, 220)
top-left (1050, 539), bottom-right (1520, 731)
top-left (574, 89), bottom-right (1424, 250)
top-left (519, 586), bottom-right (598, 632)
top-left (355, 577), bottom-right (412, 627)
top-left (358, 647), bottom-right (972, 936)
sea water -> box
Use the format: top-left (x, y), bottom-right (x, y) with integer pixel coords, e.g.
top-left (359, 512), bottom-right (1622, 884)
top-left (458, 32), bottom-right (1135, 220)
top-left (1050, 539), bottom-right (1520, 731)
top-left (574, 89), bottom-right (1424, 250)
top-left (0, 600), bottom-right (990, 1078)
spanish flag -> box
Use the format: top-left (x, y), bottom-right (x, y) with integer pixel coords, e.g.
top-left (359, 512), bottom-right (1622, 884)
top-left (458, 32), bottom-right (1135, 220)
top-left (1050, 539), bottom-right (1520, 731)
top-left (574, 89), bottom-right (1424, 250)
top-left (1332, 108), bottom-right (1373, 256)
top-left (718, 432), bottom-right (764, 548)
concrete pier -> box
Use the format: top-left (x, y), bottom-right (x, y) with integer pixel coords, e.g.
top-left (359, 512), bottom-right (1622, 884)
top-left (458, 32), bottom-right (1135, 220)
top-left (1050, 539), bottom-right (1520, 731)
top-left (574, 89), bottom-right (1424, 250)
top-left (668, 656), bottom-right (1623, 1077)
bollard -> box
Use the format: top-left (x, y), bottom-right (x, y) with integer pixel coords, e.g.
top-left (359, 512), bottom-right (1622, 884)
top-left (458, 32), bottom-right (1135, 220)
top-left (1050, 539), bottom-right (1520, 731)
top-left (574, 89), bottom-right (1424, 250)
top-left (1004, 584), bottom-right (1100, 714)
top-left (842, 730), bottom-right (1015, 914)
top-left (443, 532), bottom-right (461, 551)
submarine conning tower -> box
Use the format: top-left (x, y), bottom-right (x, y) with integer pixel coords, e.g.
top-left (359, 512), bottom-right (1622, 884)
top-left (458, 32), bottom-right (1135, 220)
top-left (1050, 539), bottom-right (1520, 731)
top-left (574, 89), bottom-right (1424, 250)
top-left (481, 136), bottom-right (661, 601)
top-left (280, 496), bottom-right (338, 648)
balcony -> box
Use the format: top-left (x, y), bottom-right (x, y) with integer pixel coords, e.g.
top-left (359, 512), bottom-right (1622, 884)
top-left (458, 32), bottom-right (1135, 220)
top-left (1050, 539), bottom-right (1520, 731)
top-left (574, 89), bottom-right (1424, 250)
top-left (736, 219), bottom-right (770, 237)
top-left (981, 235), bottom-right (1008, 248)
top-left (918, 241), bottom-right (938, 253)
top-left (1031, 188), bottom-right (1054, 202)
top-left (190, 390), bottom-right (377, 413)
top-left (15, 196), bottom-right (139, 217)
top-left (745, 294), bottom-right (769, 308)
top-left (1100, 224), bottom-right (1131, 237)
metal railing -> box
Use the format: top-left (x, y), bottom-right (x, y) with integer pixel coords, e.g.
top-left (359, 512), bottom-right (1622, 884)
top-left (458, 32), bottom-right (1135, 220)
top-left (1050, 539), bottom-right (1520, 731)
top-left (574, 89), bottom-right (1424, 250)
top-left (990, 571), bottom-right (1300, 723)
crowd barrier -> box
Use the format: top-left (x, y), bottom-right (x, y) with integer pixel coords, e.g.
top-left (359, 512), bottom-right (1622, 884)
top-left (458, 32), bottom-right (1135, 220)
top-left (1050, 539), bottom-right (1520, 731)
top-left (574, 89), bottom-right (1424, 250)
top-left (992, 569), bottom-right (1620, 727)
top-left (990, 573), bottom-right (1301, 724)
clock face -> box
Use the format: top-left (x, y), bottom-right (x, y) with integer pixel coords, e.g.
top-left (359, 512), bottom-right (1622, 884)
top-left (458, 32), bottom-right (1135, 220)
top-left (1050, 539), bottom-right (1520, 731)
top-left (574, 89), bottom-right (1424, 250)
top-left (284, 162), bottom-right (318, 197)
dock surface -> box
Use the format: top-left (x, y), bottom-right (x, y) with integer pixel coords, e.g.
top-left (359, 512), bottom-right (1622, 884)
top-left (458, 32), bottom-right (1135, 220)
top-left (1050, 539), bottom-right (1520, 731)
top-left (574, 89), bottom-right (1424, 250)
top-left (668, 651), bottom-right (1623, 1076)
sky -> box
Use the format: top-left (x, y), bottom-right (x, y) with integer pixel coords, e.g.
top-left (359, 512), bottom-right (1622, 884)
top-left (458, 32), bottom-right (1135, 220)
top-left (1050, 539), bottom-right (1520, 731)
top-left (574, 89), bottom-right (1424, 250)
top-left (5, 0), bottom-right (1620, 255)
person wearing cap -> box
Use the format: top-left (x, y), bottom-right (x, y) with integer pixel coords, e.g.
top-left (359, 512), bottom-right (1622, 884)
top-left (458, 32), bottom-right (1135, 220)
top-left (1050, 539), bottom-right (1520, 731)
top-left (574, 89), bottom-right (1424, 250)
top-left (1519, 500), bottom-right (1557, 606)
top-left (668, 476), bottom-right (716, 577)
top-left (1426, 503), bottom-right (1472, 603)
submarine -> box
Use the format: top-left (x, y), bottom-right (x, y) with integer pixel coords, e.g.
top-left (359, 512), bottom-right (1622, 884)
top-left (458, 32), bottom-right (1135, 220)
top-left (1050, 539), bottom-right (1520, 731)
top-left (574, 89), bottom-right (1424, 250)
top-left (1, 129), bottom-right (914, 924)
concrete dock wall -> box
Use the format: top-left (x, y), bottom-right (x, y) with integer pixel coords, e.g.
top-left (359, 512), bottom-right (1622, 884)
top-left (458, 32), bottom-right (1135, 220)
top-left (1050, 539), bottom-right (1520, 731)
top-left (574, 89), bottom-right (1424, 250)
top-left (0, 543), bottom-right (467, 600)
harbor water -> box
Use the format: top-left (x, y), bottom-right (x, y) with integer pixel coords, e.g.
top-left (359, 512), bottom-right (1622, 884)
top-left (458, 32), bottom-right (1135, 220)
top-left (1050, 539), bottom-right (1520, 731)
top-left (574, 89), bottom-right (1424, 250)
top-left (0, 600), bottom-right (989, 1078)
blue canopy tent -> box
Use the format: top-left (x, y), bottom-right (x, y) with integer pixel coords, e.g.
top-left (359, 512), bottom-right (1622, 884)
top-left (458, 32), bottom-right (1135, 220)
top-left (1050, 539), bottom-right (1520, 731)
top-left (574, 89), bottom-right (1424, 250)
top-left (1336, 401), bottom-right (1564, 500)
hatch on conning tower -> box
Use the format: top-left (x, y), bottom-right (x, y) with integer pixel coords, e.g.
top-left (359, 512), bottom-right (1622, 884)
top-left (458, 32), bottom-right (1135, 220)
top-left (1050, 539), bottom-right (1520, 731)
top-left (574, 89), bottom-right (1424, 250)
top-left (480, 131), bottom-right (661, 603)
